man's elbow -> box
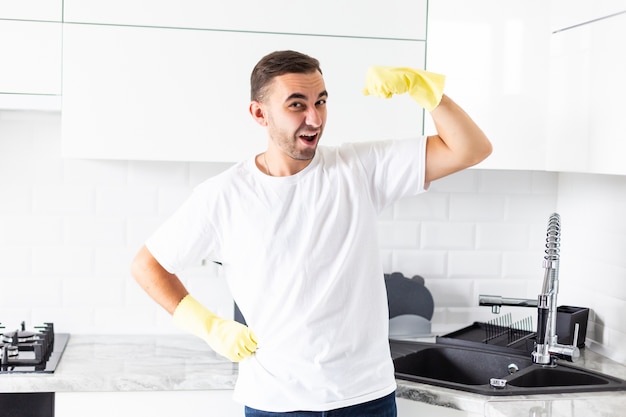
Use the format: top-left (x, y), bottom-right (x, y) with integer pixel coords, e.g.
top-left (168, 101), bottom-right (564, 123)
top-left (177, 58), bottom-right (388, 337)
top-left (130, 245), bottom-right (153, 283)
top-left (468, 135), bottom-right (493, 167)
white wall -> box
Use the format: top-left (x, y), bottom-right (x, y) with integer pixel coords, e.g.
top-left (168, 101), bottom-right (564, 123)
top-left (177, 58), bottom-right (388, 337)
top-left (1, 111), bottom-right (624, 363)
top-left (556, 173), bottom-right (626, 363)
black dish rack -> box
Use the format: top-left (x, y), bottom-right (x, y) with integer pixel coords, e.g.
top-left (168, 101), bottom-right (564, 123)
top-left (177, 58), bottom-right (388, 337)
top-left (437, 313), bottom-right (536, 355)
top-left (437, 306), bottom-right (589, 355)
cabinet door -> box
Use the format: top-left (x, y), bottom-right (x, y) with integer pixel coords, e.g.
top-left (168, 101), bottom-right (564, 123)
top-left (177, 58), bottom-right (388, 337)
top-left (425, 0), bottom-right (551, 171)
top-left (56, 391), bottom-right (243, 417)
top-left (62, 24), bottom-right (425, 162)
top-left (63, 0), bottom-right (427, 40)
top-left (549, 0), bottom-right (626, 32)
top-left (547, 13), bottom-right (626, 174)
top-left (0, 20), bottom-right (62, 95)
top-left (396, 398), bottom-right (482, 416)
top-left (0, 0), bottom-right (62, 21)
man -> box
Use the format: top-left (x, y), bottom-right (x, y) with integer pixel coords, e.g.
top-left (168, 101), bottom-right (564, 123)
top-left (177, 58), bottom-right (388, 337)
top-left (131, 50), bottom-right (491, 416)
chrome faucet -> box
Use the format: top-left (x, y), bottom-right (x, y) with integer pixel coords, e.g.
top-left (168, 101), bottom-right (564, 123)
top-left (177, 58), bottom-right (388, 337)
top-left (478, 295), bottom-right (537, 314)
top-left (531, 213), bottom-right (579, 365)
top-left (478, 213), bottom-right (580, 365)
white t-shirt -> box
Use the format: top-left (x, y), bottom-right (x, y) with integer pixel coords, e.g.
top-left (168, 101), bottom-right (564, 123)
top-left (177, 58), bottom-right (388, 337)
top-left (146, 137), bottom-right (428, 412)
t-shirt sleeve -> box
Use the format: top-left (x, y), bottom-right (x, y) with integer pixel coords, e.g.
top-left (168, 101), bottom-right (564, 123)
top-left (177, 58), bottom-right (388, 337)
top-left (145, 185), bottom-right (218, 274)
top-left (350, 136), bottom-right (428, 211)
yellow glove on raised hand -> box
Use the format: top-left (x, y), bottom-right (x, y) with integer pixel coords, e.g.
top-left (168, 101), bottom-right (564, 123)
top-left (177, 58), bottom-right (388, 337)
top-left (173, 294), bottom-right (257, 362)
top-left (363, 66), bottom-right (446, 111)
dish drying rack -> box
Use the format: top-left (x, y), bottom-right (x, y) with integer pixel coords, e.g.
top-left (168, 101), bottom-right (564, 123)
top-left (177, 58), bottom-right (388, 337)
top-left (437, 313), bottom-right (537, 354)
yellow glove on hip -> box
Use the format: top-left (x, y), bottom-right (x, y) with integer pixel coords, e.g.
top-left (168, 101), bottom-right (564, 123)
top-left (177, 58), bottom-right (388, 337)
top-left (173, 294), bottom-right (257, 362)
top-left (363, 66), bottom-right (446, 111)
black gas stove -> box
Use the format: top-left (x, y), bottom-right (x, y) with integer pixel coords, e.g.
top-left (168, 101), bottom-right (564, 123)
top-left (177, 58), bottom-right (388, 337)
top-left (0, 322), bottom-right (69, 374)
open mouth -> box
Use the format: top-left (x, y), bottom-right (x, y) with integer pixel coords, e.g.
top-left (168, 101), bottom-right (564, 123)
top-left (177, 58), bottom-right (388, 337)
top-left (299, 132), bottom-right (318, 143)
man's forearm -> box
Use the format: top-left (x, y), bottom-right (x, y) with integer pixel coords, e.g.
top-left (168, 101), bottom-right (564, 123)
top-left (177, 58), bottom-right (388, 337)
top-left (131, 245), bottom-right (188, 314)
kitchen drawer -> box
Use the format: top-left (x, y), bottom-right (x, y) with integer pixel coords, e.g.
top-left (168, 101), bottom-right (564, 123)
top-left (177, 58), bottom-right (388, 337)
top-left (397, 397), bottom-right (482, 416)
top-left (56, 391), bottom-right (242, 417)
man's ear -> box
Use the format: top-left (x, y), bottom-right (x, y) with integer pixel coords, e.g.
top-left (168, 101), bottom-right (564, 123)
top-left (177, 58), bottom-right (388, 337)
top-left (249, 101), bottom-right (268, 127)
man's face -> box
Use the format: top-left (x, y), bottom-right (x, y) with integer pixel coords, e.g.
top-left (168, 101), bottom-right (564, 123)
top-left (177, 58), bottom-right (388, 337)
top-left (258, 71), bottom-right (328, 161)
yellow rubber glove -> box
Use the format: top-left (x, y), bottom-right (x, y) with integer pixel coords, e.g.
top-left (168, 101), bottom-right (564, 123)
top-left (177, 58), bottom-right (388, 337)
top-left (363, 66), bottom-right (446, 111)
top-left (172, 294), bottom-right (257, 362)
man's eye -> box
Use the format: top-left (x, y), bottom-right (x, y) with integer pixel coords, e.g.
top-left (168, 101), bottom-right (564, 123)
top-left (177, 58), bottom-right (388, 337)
top-left (316, 99), bottom-right (327, 106)
top-left (289, 102), bottom-right (304, 108)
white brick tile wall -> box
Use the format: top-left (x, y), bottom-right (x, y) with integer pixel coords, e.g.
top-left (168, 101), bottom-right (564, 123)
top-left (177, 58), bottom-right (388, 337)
top-left (501, 251), bottom-right (544, 280)
top-left (96, 186), bottom-right (157, 216)
top-left (0, 246), bottom-right (31, 274)
top-left (391, 249), bottom-right (448, 278)
top-left (377, 221), bottom-right (420, 248)
top-left (156, 186), bottom-right (193, 216)
top-left (62, 277), bottom-right (125, 309)
top-left (33, 185), bottom-right (95, 214)
top-left (64, 159), bottom-right (128, 186)
top-left (427, 279), bottom-right (474, 308)
top-left (4, 278), bottom-right (63, 309)
top-left (393, 193), bottom-right (449, 221)
top-left (1, 111), bottom-right (625, 363)
top-left (448, 251), bottom-right (502, 277)
top-left (506, 194), bottom-right (557, 221)
top-left (477, 170), bottom-right (533, 194)
top-left (1, 215), bottom-right (63, 245)
top-left (32, 246), bottom-right (93, 276)
top-left (450, 194), bottom-right (506, 221)
top-left (421, 222), bottom-right (475, 250)
top-left (128, 161), bottom-right (189, 187)
top-left (429, 169), bottom-right (479, 193)
top-left (0, 185), bottom-right (31, 212)
top-left (127, 215), bottom-right (166, 250)
top-left (476, 223), bottom-right (530, 250)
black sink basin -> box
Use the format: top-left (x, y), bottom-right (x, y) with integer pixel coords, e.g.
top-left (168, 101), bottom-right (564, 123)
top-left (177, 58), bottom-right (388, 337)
top-left (390, 340), bottom-right (626, 396)
top-left (507, 367), bottom-right (610, 387)
top-left (393, 343), bottom-right (532, 386)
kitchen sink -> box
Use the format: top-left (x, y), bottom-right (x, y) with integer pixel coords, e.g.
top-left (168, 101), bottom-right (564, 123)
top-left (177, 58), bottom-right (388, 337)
top-left (390, 340), bottom-right (626, 396)
top-left (507, 367), bottom-right (609, 388)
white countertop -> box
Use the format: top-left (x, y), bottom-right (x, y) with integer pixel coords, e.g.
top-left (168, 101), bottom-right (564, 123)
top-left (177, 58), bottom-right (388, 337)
top-left (1, 334), bottom-right (625, 417)
top-left (1, 334), bottom-right (237, 393)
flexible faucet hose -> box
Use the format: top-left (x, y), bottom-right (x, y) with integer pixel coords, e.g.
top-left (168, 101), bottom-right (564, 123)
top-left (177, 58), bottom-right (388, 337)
top-left (537, 213), bottom-right (561, 345)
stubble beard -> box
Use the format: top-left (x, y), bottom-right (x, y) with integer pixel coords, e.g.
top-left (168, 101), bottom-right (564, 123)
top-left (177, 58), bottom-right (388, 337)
top-left (269, 125), bottom-right (321, 162)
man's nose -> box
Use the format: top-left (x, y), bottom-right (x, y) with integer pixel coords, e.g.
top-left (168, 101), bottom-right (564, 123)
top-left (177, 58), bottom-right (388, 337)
top-left (306, 107), bottom-right (323, 128)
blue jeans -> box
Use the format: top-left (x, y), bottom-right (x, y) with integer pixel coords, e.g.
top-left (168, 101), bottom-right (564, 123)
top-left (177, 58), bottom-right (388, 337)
top-left (244, 391), bottom-right (397, 417)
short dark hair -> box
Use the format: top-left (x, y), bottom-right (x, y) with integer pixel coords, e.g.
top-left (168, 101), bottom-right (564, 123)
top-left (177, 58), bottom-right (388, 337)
top-left (250, 50), bottom-right (322, 102)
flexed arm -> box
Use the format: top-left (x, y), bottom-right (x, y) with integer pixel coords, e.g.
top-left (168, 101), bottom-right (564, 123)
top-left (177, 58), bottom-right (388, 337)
top-left (425, 94), bottom-right (492, 183)
top-left (364, 66), bottom-right (492, 184)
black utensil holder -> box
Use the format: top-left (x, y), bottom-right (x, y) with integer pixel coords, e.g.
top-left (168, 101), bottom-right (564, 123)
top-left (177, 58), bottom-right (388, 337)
top-left (556, 305), bottom-right (589, 348)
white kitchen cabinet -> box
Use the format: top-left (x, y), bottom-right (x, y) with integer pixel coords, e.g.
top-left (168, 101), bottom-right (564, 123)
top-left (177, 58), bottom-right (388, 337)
top-left (62, 23), bottom-right (425, 162)
top-left (56, 392), bottom-right (478, 417)
top-left (0, 2), bottom-right (63, 110)
top-left (396, 398), bottom-right (482, 416)
top-left (56, 390), bottom-right (243, 417)
top-left (0, 0), bottom-right (62, 21)
top-left (425, 0), bottom-right (551, 171)
top-left (0, 20), bottom-right (62, 109)
top-left (63, 0), bottom-right (427, 40)
top-left (546, 12), bottom-right (626, 175)
top-left (549, 0), bottom-right (626, 32)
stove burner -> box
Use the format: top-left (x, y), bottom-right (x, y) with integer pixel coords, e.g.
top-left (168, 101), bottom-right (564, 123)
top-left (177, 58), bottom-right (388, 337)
top-left (5, 345), bottom-right (18, 358)
top-left (2, 330), bottom-right (36, 344)
top-left (0, 321), bottom-right (69, 374)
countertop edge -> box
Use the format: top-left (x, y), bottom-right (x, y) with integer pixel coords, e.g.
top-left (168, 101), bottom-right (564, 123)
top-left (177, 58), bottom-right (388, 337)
top-left (2, 334), bottom-right (625, 417)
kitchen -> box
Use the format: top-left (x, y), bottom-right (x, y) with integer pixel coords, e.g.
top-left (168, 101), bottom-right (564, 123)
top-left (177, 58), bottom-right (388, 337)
top-left (1, 0), bottom-right (625, 416)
